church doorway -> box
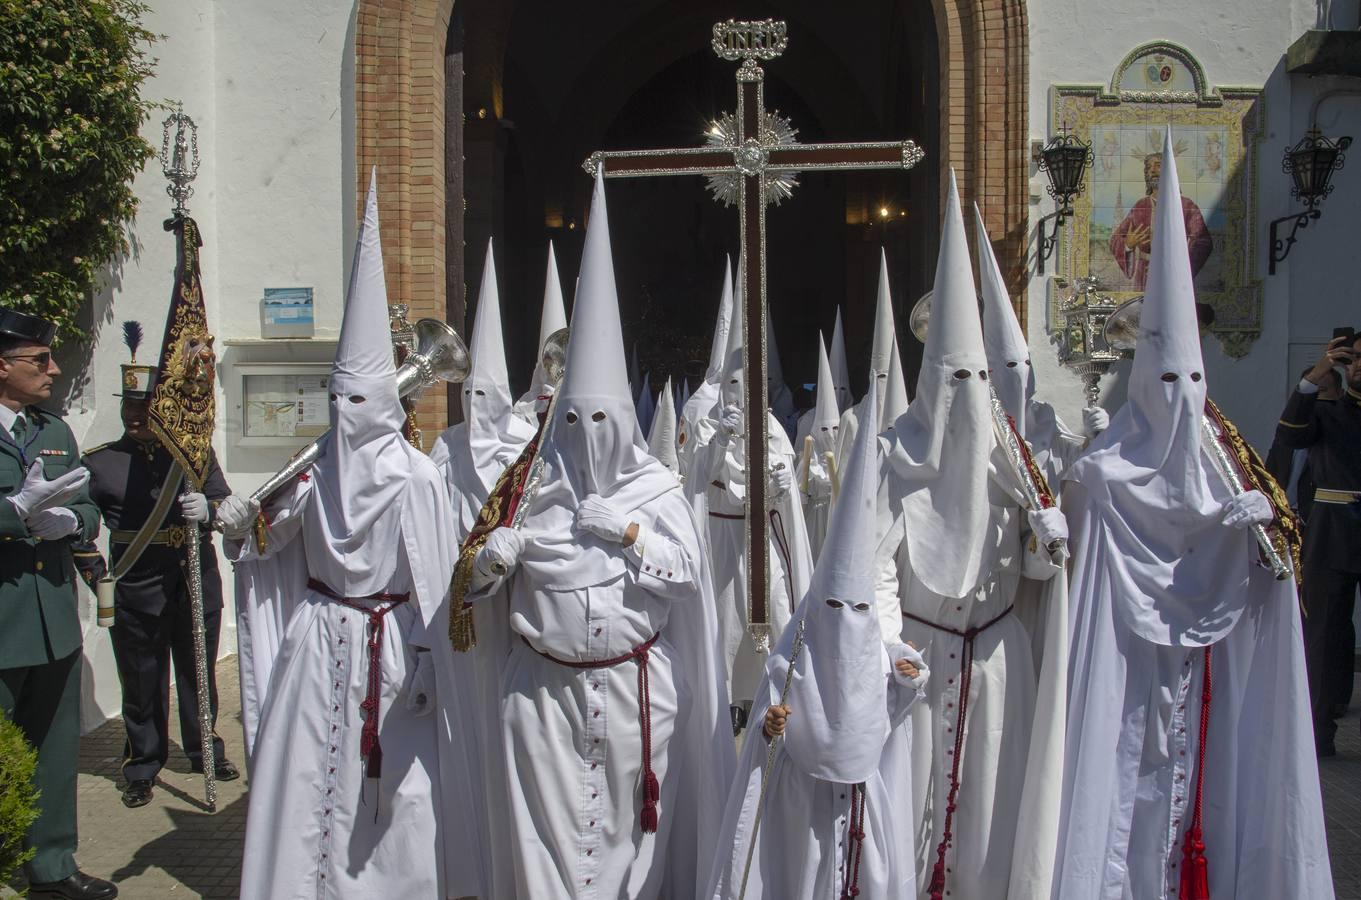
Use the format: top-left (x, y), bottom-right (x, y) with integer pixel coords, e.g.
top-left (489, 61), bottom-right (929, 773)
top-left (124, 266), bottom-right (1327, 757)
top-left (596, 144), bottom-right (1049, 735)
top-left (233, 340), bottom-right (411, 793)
top-left (453, 1), bottom-right (940, 405)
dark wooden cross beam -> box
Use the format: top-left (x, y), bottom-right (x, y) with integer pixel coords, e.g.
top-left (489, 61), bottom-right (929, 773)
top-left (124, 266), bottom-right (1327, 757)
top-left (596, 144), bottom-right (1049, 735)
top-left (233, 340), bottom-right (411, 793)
top-left (584, 19), bottom-right (924, 650)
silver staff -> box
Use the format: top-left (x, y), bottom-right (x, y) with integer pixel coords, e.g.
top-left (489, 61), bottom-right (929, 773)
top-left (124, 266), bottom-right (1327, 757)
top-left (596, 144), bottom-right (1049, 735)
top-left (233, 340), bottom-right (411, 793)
top-left (183, 521), bottom-right (217, 809)
top-left (489, 328), bottom-right (570, 574)
top-left (1200, 414), bottom-right (1292, 580)
top-left (737, 617), bottom-right (806, 900)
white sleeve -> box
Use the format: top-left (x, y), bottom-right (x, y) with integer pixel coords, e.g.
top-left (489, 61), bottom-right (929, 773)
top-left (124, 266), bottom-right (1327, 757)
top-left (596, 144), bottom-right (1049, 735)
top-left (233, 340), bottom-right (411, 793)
top-left (874, 516), bottom-right (906, 643)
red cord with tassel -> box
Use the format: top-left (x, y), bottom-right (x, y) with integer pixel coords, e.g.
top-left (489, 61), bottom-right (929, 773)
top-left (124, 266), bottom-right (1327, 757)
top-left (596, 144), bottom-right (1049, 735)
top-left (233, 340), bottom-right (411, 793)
top-left (1179, 645), bottom-right (1213, 900)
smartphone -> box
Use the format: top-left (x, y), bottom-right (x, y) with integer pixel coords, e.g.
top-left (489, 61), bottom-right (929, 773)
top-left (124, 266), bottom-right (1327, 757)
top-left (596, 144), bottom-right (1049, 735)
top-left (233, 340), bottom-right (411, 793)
top-left (1333, 326), bottom-right (1355, 343)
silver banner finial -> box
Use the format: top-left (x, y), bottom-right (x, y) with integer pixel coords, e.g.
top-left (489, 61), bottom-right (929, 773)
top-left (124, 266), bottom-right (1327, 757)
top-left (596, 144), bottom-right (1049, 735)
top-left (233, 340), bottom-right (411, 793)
top-left (161, 102), bottom-right (200, 217)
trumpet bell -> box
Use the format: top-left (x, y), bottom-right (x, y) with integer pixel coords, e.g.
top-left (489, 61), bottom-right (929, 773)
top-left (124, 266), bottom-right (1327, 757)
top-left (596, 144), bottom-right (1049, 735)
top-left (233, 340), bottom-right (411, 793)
top-left (541, 326), bottom-right (570, 387)
top-left (395, 318), bottom-right (471, 397)
top-left (909, 291), bottom-right (932, 343)
top-left (1103, 297), bottom-right (1143, 353)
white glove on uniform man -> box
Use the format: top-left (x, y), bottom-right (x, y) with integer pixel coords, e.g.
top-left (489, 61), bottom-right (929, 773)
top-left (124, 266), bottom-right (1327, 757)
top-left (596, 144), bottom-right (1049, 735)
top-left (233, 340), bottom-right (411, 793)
top-left (1222, 489), bottom-right (1274, 530)
top-left (476, 526), bottom-right (526, 577)
top-left (215, 494), bottom-right (260, 538)
top-left (27, 507), bottom-right (80, 540)
top-left (7, 460), bottom-right (88, 519)
top-left (576, 494), bottom-right (632, 543)
top-left (180, 492), bottom-right (209, 525)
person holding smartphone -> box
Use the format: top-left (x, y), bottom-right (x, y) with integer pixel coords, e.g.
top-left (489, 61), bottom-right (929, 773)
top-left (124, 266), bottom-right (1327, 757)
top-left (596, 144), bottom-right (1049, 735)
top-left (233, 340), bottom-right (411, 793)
top-left (1274, 327), bottom-right (1361, 756)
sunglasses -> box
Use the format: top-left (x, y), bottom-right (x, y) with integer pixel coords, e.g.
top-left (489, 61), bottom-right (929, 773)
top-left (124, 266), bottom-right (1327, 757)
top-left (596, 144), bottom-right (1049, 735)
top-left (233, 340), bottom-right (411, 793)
top-left (1, 351), bottom-right (52, 368)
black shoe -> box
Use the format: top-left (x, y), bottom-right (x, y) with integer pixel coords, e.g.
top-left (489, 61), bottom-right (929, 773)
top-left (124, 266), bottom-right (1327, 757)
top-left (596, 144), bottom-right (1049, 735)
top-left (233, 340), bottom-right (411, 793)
top-left (730, 704), bottom-right (748, 736)
top-left (120, 779), bottom-right (153, 808)
top-left (1331, 702), bottom-right (1350, 719)
top-left (1318, 739), bottom-right (1337, 758)
top-left (189, 757), bottom-right (240, 782)
top-left (27, 871), bottom-right (118, 899)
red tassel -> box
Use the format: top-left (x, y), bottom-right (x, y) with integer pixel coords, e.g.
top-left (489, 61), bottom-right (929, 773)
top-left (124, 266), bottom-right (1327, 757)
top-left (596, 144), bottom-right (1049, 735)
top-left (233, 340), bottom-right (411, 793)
top-left (926, 861), bottom-right (945, 900)
top-left (644, 771), bottom-right (660, 803)
top-left (1179, 828), bottom-right (1209, 900)
top-left (640, 798), bottom-right (658, 834)
top-left (364, 741), bottom-right (382, 779)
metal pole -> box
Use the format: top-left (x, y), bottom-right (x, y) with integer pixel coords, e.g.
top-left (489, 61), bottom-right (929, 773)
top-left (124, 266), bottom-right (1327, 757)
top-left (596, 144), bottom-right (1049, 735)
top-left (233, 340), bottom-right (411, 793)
top-left (184, 524), bottom-right (217, 810)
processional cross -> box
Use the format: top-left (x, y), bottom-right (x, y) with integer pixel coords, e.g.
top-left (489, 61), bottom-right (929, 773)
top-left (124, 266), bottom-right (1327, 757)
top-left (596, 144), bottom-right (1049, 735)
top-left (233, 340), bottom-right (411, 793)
top-left (585, 19), bottom-right (924, 648)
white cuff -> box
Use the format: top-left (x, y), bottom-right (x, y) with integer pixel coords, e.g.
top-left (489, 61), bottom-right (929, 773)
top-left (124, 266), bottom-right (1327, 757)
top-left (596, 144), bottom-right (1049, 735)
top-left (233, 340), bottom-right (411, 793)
top-left (1298, 378), bottom-right (1320, 395)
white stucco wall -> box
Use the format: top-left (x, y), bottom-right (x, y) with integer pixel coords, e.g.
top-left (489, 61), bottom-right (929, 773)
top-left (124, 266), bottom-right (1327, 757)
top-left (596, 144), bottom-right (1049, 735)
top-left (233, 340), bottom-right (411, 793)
top-left (69, 0), bottom-right (356, 729)
top-left (1024, 0), bottom-right (1338, 455)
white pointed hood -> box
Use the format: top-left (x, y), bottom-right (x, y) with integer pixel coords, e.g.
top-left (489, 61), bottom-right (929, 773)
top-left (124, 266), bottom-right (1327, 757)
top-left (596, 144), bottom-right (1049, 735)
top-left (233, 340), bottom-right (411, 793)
top-left (881, 169), bottom-right (996, 599)
top-left (869, 249), bottom-right (905, 429)
top-left (647, 376), bottom-right (679, 472)
top-left (829, 306), bottom-right (852, 411)
top-left (315, 169), bottom-right (409, 560)
top-left (975, 205), bottom-right (1035, 436)
top-left (882, 340), bottom-right (910, 426)
top-left (528, 241), bottom-right (568, 396)
top-left (517, 173), bottom-right (676, 591)
top-left (778, 376), bottom-right (888, 784)
top-left (871, 249), bottom-right (897, 374)
top-left (452, 239), bottom-right (525, 495)
top-left (718, 269), bottom-right (746, 412)
top-left (636, 371), bottom-right (655, 435)
top-left (1066, 128), bottom-right (1247, 646)
top-left (811, 336), bottom-right (840, 456)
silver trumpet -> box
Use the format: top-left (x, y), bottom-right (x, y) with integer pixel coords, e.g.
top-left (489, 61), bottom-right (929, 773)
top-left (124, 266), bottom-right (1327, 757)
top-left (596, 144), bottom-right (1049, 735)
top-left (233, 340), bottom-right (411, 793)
top-left (1201, 413), bottom-right (1292, 581)
top-left (244, 318), bottom-right (470, 509)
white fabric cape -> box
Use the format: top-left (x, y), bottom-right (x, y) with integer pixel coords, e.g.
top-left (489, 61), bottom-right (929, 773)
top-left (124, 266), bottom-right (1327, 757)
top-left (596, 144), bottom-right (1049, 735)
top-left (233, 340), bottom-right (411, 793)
top-left (688, 411), bottom-right (815, 705)
top-left (1054, 478), bottom-right (1333, 899)
top-left (230, 449), bottom-right (480, 900)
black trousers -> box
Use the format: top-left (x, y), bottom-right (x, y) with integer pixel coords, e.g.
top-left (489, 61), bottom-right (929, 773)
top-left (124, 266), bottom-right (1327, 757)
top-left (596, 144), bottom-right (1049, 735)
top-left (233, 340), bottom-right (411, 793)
top-left (109, 598), bottom-right (224, 782)
top-left (0, 650), bottom-right (81, 884)
top-left (1302, 565), bottom-right (1361, 745)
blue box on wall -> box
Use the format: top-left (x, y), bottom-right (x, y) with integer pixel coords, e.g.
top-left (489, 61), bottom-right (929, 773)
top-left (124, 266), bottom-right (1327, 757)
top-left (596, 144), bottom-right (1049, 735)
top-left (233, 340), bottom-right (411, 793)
top-left (260, 287), bottom-right (315, 339)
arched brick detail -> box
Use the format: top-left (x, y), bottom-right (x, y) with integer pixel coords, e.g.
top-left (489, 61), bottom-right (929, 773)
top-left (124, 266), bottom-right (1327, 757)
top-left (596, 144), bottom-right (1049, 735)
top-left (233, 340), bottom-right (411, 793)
top-left (352, 0), bottom-right (1031, 427)
top-left (932, 0), bottom-right (1031, 323)
top-left (355, 0), bottom-right (456, 436)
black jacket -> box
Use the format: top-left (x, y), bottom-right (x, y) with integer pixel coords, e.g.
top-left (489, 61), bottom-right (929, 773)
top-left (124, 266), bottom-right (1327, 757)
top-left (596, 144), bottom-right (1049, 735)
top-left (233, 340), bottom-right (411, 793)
top-left (1273, 386), bottom-right (1361, 572)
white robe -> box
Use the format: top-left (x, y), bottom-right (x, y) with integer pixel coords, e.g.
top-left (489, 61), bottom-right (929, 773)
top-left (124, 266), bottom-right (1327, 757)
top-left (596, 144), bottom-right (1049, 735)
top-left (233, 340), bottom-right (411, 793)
top-left (689, 412), bottom-right (814, 707)
top-left (232, 464), bottom-right (478, 900)
top-left (1054, 477), bottom-right (1334, 900)
top-left (468, 489), bottom-right (734, 899)
top-left (707, 644), bottom-right (924, 899)
top-left (874, 487), bottom-right (1065, 900)
top-left (428, 419), bottom-right (537, 900)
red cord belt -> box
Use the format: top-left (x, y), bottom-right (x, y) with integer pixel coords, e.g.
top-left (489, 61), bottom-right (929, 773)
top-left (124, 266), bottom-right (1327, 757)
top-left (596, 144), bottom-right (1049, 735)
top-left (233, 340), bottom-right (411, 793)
top-left (527, 632), bottom-right (663, 834)
top-left (307, 578), bottom-right (410, 779)
top-left (901, 604), bottom-right (1014, 900)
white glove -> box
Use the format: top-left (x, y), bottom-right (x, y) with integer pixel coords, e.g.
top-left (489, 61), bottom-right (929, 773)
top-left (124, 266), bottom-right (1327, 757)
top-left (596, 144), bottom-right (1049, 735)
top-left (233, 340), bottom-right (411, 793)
top-left (215, 494), bottom-right (260, 538)
top-left (476, 527), bottom-right (526, 576)
top-left (405, 650), bottom-right (436, 717)
top-left (805, 464), bottom-right (832, 500)
top-left (767, 463), bottom-right (793, 497)
top-left (8, 461), bottom-right (89, 519)
top-left (889, 642), bottom-right (929, 690)
top-left (576, 494), bottom-right (631, 543)
top-left (1082, 406), bottom-right (1110, 438)
top-left (27, 507), bottom-right (80, 540)
top-left (719, 405), bottom-right (743, 440)
top-left (180, 492), bottom-right (209, 525)
top-left (1222, 490), bottom-right (1273, 530)
top-left (1027, 506), bottom-right (1070, 558)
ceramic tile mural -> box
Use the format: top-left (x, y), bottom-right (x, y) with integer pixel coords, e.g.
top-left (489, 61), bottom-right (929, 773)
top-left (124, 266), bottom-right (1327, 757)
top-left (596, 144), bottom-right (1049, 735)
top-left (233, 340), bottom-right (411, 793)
top-left (1047, 42), bottom-right (1264, 358)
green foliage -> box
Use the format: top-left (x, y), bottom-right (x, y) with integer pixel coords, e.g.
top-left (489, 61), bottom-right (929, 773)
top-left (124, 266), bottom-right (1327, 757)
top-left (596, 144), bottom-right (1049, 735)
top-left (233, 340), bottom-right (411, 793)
top-left (0, 0), bottom-right (159, 345)
top-left (0, 710), bottom-right (39, 887)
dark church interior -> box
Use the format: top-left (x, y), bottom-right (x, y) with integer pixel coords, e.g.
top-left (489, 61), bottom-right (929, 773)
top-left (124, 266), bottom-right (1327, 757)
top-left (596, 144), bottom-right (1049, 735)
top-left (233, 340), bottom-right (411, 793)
top-left (450, 0), bottom-right (941, 404)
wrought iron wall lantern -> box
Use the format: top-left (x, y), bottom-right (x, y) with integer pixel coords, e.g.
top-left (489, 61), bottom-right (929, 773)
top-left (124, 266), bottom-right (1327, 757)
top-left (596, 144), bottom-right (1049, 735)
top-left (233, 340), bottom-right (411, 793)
top-left (1034, 127), bottom-right (1094, 276)
top-left (1269, 128), bottom-right (1351, 275)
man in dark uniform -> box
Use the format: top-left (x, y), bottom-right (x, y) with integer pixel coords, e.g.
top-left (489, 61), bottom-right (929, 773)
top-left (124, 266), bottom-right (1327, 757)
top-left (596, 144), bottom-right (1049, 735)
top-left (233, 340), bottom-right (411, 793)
top-left (82, 358), bottom-right (238, 808)
top-left (0, 306), bottom-right (117, 900)
top-left (1274, 332), bottom-right (1361, 756)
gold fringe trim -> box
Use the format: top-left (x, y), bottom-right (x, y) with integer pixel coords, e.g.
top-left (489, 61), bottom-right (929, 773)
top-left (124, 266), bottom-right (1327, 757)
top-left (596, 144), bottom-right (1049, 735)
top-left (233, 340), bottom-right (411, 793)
top-left (253, 512), bottom-right (268, 555)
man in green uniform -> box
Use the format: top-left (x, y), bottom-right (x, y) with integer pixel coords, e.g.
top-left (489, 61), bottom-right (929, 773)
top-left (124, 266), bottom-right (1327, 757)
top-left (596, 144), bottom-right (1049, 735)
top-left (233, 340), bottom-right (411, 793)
top-left (0, 306), bottom-right (118, 900)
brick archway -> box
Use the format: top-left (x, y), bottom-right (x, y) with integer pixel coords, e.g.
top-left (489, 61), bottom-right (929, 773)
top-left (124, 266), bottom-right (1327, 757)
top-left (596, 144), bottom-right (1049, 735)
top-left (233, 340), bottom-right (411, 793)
top-left (353, 0), bottom-right (1030, 434)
